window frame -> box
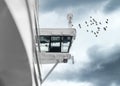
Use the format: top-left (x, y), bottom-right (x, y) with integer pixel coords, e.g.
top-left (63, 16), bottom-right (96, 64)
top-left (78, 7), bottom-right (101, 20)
top-left (39, 35), bottom-right (72, 53)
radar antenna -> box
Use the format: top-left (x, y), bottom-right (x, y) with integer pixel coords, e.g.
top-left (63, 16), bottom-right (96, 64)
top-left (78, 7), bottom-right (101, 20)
top-left (67, 13), bottom-right (73, 28)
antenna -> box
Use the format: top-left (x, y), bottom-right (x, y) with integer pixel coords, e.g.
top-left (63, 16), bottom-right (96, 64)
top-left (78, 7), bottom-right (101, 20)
top-left (67, 13), bottom-right (73, 28)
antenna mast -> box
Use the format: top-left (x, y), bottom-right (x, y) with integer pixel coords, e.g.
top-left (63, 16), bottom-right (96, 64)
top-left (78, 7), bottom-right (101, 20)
top-left (67, 13), bottom-right (73, 28)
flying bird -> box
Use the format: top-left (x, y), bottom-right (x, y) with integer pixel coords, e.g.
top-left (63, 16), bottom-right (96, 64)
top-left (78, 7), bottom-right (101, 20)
top-left (96, 31), bottom-right (99, 34)
top-left (92, 19), bottom-right (96, 23)
top-left (90, 23), bottom-right (93, 25)
top-left (105, 19), bottom-right (108, 24)
top-left (90, 16), bottom-right (92, 18)
top-left (103, 27), bottom-right (107, 31)
top-left (99, 22), bottom-right (102, 25)
top-left (106, 21), bottom-right (108, 24)
top-left (85, 21), bottom-right (87, 24)
top-left (78, 24), bottom-right (81, 28)
top-left (94, 32), bottom-right (96, 35)
top-left (78, 16), bottom-right (109, 38)
top-left (90, 20), bottom-right (92, 22)
top-left (97, 27), bottom-right (100, 30)
top-left (91, 30), bottom-right (93, 33)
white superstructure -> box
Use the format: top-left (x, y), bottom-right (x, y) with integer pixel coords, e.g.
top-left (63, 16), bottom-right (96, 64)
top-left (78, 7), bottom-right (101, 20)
top-left (4, 0), bottom-right (76, 85)
top-left (37, 28), bottom-right (76, 64)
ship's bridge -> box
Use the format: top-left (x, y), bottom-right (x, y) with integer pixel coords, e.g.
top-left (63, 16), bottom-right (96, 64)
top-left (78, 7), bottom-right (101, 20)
top-left (37, 28), bottom-right (76, 64)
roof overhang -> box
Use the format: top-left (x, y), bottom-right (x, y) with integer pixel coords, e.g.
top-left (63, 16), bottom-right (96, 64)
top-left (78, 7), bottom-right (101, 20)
top-left (39, 28), bottom-right (76, 39)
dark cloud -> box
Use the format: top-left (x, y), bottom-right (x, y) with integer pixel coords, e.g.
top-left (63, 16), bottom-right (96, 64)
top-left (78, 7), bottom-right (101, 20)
top-left (40, 0), bottom-right (105, 12)
top-left (40, 0), bottom-right (120, 14)
top-left (80, 45), bottom-right (120, 86)
top-left (0, 1), bottom-right (32, 86)
top-left (49, 45), bottom-right (120, 86)
top-left (104, 0), bottom-right (120, 13)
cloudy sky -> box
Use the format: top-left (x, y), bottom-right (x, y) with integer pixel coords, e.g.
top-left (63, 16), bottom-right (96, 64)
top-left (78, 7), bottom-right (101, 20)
top-left (39, 0), bottom-right (120, 86)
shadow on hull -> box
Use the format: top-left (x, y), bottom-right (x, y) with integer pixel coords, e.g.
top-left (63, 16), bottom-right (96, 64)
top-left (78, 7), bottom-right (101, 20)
top-left (0, 1), bottom-right (32, 86)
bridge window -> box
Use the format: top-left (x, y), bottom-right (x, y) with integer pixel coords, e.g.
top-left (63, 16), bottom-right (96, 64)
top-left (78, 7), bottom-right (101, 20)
top-left (61, 36), bottom-right (71, 52)
top-left (40, 36), bottom-right (50, 52)
top-left (39, 36), bottom-right (72, 53)
top-left (50, 36), bottom-right (61, 52)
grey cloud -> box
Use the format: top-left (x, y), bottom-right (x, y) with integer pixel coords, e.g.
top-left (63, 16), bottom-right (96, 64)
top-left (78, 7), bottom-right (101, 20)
top-left (80, 45), bottom-right (120, 86)
top-left (40, 0), bottom-right (120, 14)
top-left (40, 0), bottom-right (105, 12)
top-left (49, 45), bottom-right (120, 86)
top-left (104, 0), bottom-right (120, 13)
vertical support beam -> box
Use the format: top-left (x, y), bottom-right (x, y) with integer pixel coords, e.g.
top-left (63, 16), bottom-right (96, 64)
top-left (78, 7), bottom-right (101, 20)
top-left (25, 0), bottom-right (42, 85)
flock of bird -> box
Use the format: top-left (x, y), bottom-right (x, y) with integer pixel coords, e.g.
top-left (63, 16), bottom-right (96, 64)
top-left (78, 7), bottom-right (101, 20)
top-left (78, 16), bottom-right (109, 37)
